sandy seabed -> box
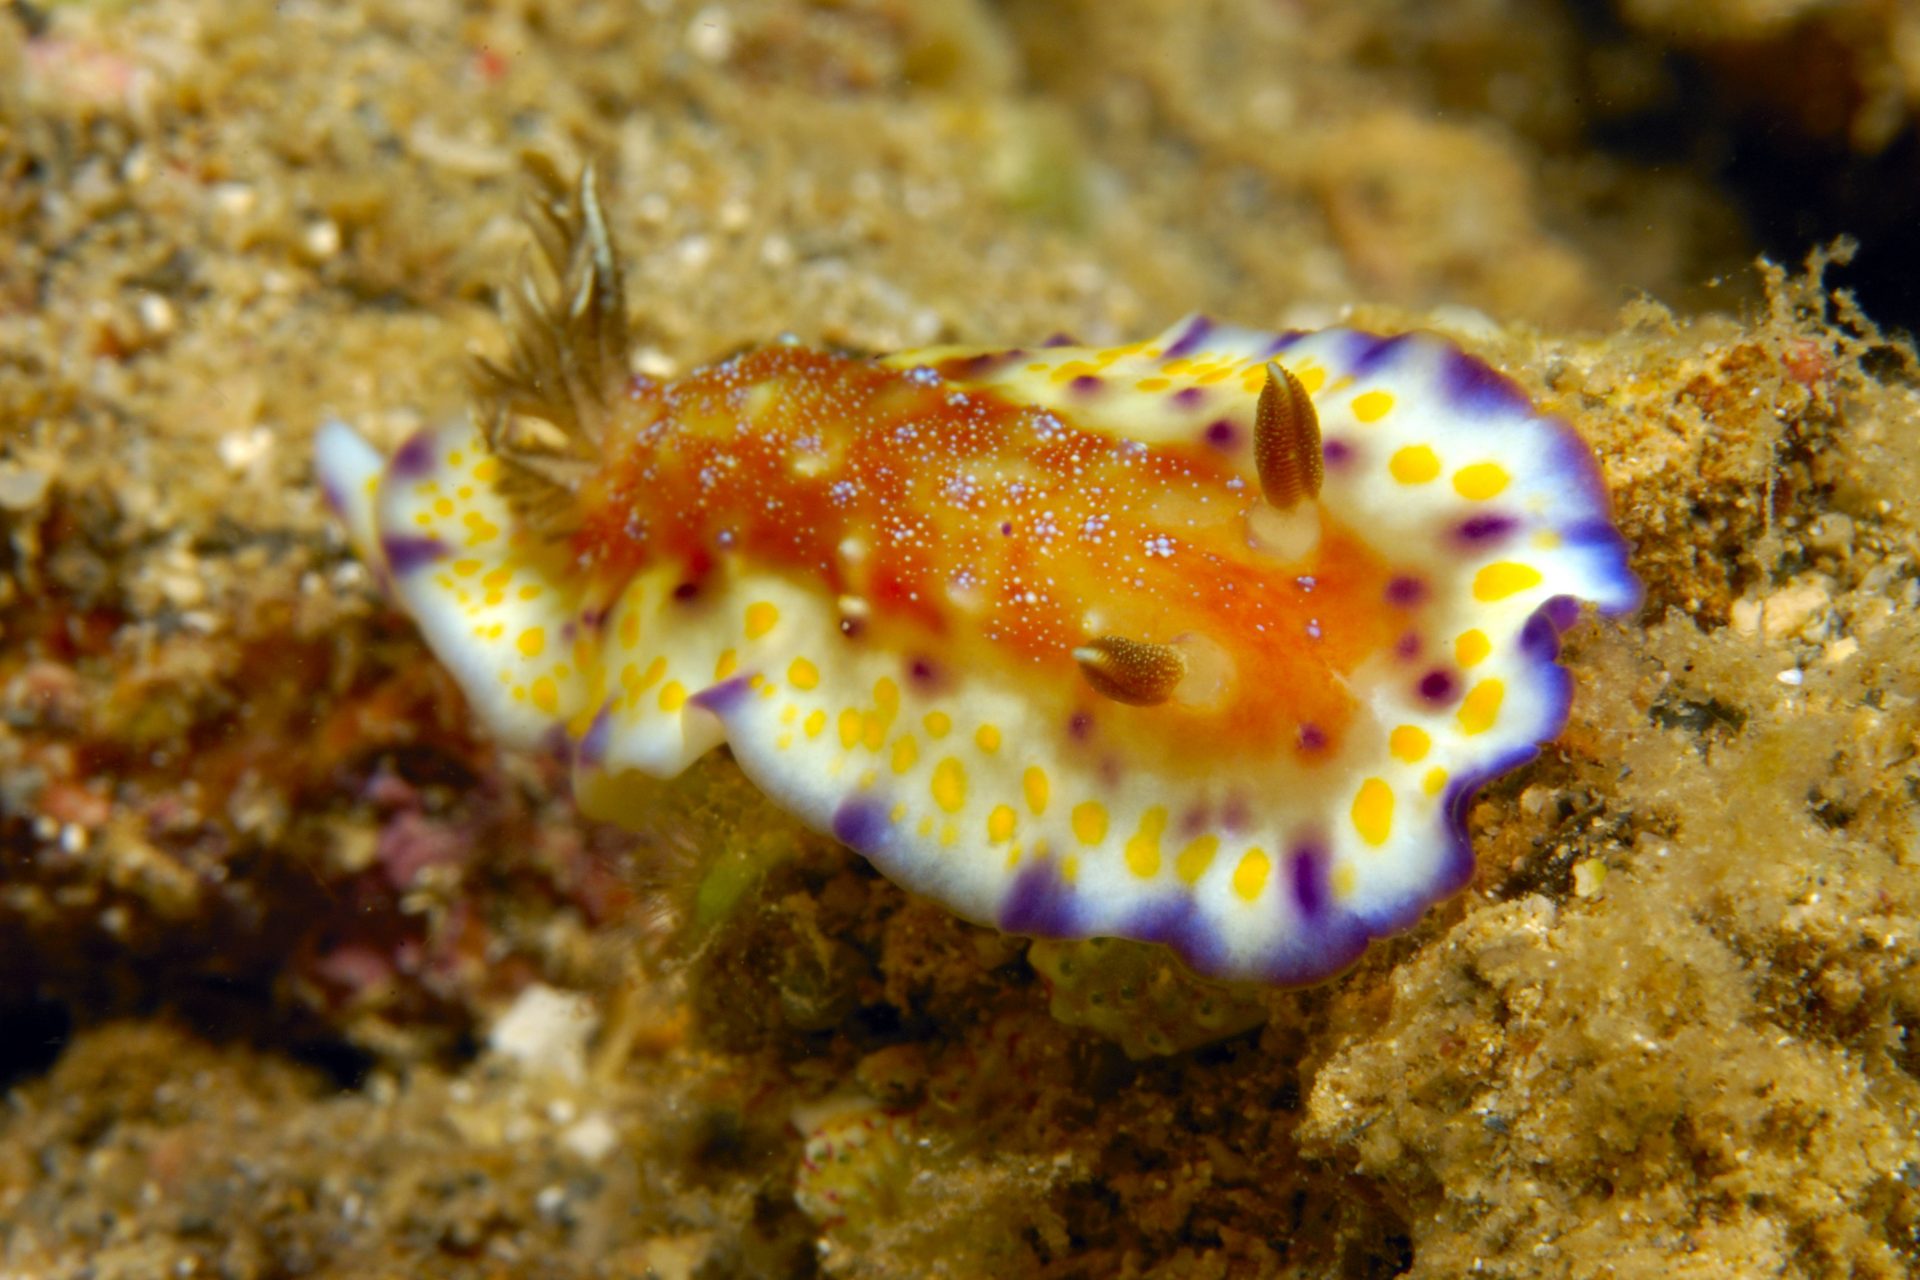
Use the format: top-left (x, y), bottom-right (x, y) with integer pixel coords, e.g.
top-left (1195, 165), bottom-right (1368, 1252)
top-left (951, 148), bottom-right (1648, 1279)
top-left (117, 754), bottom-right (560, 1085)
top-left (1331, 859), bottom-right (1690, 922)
top-left (1, 2), bottom-right (1917, 1276)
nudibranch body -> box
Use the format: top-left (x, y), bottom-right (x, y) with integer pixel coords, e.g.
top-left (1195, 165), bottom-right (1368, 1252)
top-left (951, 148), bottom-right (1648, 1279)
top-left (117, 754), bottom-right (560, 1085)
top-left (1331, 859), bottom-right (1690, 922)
top-left (317, 168), bottom-right (1638, 984)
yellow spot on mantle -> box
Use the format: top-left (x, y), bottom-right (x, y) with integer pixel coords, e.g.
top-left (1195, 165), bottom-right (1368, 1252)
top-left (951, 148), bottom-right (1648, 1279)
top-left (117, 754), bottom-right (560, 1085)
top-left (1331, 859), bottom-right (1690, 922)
top-left (788, 657), bottom-right (821, 690)
top-left (1457, 678), bottom-right (1505, 736)
top-left (1125, 807), bottom-right (1167, 878)
top-left (1071, 802), bottom-right (1108, 845)
top-left (659, 680), bottom-right (687, 712)
top-left (1175, 835), bottom-right (1218, 885)
top-left (1389, 445), bottom-right (1441, 485)
top-left (531, 677), bottom-right (558, 715)
top-left (516, 627), bottom-right (546, 659)
top-left (923, 711), bottom-right (951, 738)
top-left (975, 724), bottom-right (1002, 753)
top-left (1389, 725), bottom-right (1430, 763)
top-left (1023, 766), bottom-right (1050, 816)
top-left (1350, 390), bottom-right (1394, 422)
top-left (1423, 767), bottom-right (1449, 796)
top-left (1352, 778), bottom-right (1394, 846)
top-left (804, 709), bottom-right (827, 738)
top-left (1453, 462), bottom-right (1509, 500)
top-left (462, 510), bottom-right (500, 545)
top-left (931, 758), bottom-right (968, 813)
top-left (1455, 629), bottom-right (1492, 667)
top-left (1232, 848), bottom-right (1271, 902)
top-left (1474, 561), bottom-right (1543, 602)
top-left (744, 600), bottom-right (779, 639)
top-left (890, 735), bottom-right (919, 775)
top-left (987, 805), bottom-right (1017, 843)
top-left (714, 649), bottom-right (739, 680)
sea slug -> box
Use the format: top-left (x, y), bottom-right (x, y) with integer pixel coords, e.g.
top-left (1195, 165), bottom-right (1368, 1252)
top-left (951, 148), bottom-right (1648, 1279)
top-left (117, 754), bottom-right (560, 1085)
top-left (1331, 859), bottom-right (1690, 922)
top-left (316, 162), bottom-right (1639, 984)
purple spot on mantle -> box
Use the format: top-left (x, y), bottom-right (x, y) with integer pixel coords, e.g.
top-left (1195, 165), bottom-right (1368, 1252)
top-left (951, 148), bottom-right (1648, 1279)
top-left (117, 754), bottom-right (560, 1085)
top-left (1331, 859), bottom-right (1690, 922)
top-left (672, 581), bottom-right (702, 603)
top-left (999, 521), bottom-right (1014, 536)
top-left (691, 675), bottom-right (752, 717)
top-left (1069, 375), bottom-right (1103, 395)
top-left (953, 352), bottom-right (1009, 379)
top-left (1541, 595), bottom-right (1581, 632)
top-left (1296, 723), bottom-right (1328, 754)
top-left (1394, 631), bottom-right (1423, 659)
top-left (1067, 711), bottom-right (1094, 742)
top-left (1290, 843), bottom-right (1329, 919)
top-left (575, 704), bottom-right (613, 770)
top-left (1203, 419), bottom-right (1240, 449)
top-left (1122, 896), bottom-right (1226, 974)
top-left (1386, 575), bottom-right (1427, 607)
top-left (1561, 518), bottom-right (1631, 554)
top-left (1442, 347), bottom-right (1532, 417)
top-left (832, 795), bottom-right (893, 856)
top-left (1171, 386), bottom-right (1207, 410)
top-left (1042, 332), bottom-right (1078, 348)
top-left (1262, 330), bottom-right (1308, 356)
top-left (1418, 669), bottom-right (1459, 705)
top-left (319, 472), bottom-right (349, 518)
top-left (535, 723), bottom-right (572, 763)
top-left (1518, 612), bottom-right (1560, 661)
top-left (999, 861), bottom-right (1080, 937)
top-left (1220, 793), bottom-right (1250, 833)
top-left (1455, 513), bottom-right (1517, 546)
top-left (1322, 438), bottom-right (1355, 468)
top-left (1162, 316), bottom-right (1215, 360)
top-left (907, 655), bottom-right (943, 689)
top-left (389, 431), bottom-right (438, 480)
top-left (380, 534), bottom-right (449, 575)
top-left (1346, 331), bottom-right (1411, 376)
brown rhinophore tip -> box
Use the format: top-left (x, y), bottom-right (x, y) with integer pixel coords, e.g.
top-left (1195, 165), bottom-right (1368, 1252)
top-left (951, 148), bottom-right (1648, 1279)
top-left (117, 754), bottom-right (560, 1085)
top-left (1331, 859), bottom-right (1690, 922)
top-left (1254, 362), bottom-right (1322, 510)
top-left (1073, 635), bottom-right (1189, 706)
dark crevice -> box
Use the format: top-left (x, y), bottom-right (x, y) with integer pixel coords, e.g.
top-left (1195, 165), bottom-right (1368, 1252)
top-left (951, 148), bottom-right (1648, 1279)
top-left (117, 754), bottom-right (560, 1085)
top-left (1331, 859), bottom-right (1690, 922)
top-left (1566, 0), bottom-right (1920, 331)
top-left (0, 996), bottom-right (74, 1090)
